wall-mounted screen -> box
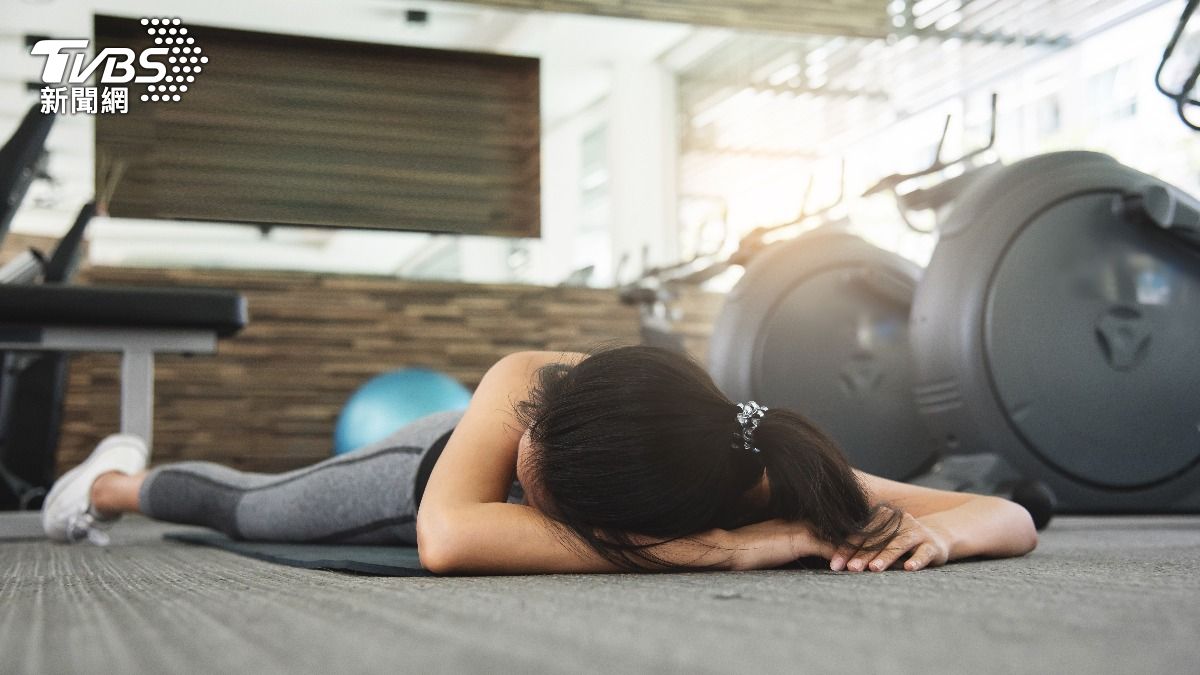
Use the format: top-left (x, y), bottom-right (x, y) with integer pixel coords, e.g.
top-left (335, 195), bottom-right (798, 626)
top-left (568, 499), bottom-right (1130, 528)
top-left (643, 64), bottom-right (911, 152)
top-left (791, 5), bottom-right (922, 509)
top-left (94, 15), bottom-right (540, 237)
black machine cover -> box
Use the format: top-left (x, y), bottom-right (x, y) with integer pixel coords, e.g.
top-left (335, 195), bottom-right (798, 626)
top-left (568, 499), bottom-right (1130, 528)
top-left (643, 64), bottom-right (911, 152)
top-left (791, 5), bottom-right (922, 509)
top-left (910, 151), bottom-right (1200, 512)
top-left (708, 230), bottom-right (937, 480)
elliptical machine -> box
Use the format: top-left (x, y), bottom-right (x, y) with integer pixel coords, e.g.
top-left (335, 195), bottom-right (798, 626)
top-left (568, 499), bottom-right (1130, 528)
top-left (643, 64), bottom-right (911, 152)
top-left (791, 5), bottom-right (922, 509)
top-left (910, 151), bottom-right (1200, 514)
top-left (0, 104), bottom-right (97, 510)
top-left (705, 98), bottom-right (1057, 528)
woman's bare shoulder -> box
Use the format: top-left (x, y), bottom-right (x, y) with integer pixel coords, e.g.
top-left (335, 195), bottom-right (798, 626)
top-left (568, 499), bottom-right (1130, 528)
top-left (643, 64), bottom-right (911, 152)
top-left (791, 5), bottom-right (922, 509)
top-left (516, 350), bottom-right (586, 367)
top-left (492, 351), bottom-right (585, 378)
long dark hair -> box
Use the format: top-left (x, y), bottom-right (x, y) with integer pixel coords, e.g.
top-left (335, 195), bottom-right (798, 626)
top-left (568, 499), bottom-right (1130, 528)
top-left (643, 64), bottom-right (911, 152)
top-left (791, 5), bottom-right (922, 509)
top-left (516, 345), bottom-right (902, 570)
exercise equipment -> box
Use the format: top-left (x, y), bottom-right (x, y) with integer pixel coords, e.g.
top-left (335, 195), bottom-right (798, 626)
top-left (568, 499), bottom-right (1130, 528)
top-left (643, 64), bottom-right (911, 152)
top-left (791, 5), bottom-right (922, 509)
top-left (333, 368), bottom-right (471, 455)
top-left (863, 94), bottom-right (999, 235)
top-left (0, 285), bottom-right (247, 431)
top-left (0, 199), bottom-right (246, 509)
top-left (617, 205), bottom-right (732, 355)
top-left (621, 186), bottom-right (937, 479)
top-left (619, 165), bottom-right (853, 357)
top-left (617, 282), bottom-right (690, 355)
top-left (706, 131), bottom-right (999, 480)
top-left (0, 99), bottom-right (248, 509)
top-left (0, 104), bottom-right (55, 245)
top-left (0, 201), bottom-right (82, 509)
top-left (910, 455), bottom-right (1056, 530)
top-left (1154, 0), bottom-right (1200, 131)
top-left (708, 230), bottom-right (935, 480)
top-left (911, 151), bottom-right (1200, 512)
top-left (0, 283), bottom-right (247, 510)
top-left (0, 106), bottom-right (57, 286)
top-left (707, 100), bottom-right (1011, 482)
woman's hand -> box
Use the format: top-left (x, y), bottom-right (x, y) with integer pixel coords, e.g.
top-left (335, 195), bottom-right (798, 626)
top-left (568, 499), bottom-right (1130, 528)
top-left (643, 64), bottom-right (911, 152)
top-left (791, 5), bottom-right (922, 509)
top-left (829, 507), bottom-right (951, 573)
top-left (722, 519), bottom-right (838, 571)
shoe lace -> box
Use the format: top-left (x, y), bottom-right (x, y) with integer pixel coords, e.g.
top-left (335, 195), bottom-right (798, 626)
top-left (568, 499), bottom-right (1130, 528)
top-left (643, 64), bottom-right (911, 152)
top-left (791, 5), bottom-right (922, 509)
top-left (65, 511), bottom-right (111, 546)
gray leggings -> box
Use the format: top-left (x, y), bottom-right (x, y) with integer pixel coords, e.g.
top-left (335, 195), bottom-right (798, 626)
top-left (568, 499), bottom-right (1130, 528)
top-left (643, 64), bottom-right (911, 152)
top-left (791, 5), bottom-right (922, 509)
top-left (138, 411), bottom-right (463, 545)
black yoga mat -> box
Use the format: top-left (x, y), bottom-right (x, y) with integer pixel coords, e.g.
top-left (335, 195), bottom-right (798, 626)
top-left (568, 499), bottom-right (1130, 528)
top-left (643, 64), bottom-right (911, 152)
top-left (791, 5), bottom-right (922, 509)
top-left (0, 512), bottom-right (45, 541)
top-left (165, 532), bottom-right (432, 576)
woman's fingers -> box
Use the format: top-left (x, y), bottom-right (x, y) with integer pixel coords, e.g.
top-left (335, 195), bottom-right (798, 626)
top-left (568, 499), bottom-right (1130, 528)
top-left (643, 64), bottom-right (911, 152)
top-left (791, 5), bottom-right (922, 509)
top-left (733, 515), bottom-right (945, 573)
top-left (840, 510), bottom-right (915, 572)
top-left (830, 512), bottom-right (892, 571)
top-left (845, 522), bottom-right (891, 571)
top-left (867, 534), bottom-right (917, 572)
top-left (903, 542), bottom-right (941, 571)
top-left (899, 517), bottom-right (951, 571)
top-left (829, 544), bottom-right (857, 571)
top-left (827, 510), bottom-right (951, 573)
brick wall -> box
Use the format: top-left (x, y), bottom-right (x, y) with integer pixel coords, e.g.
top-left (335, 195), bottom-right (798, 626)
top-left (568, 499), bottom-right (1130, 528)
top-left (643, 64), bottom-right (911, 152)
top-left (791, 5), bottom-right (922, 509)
top-left (57, 266), bottom-right (652, 472)
top-left (2, 234), bottom-right (731, 473)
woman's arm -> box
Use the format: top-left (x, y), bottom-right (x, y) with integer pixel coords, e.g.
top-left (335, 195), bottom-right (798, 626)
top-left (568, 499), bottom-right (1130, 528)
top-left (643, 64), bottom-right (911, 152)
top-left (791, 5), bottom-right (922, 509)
top-left (416, 351), bottom-right (769, 575)
top-left (416, 351), bottom-right (582, 573)
top-left (832, 470), bottom-right (1039, 572)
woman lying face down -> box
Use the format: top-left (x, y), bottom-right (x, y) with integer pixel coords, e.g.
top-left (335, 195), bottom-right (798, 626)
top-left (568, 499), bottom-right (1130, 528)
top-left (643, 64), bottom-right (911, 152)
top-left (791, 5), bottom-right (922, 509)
top-left (46, 345), bottom-right (1036, 574)
top-left (417, 346), bottom-right (1038, 574)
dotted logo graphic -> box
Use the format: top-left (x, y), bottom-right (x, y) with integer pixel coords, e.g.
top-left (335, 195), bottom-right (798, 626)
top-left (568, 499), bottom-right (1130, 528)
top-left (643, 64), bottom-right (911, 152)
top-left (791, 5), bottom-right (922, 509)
top-left (138, 17), bottom-right (207, 103)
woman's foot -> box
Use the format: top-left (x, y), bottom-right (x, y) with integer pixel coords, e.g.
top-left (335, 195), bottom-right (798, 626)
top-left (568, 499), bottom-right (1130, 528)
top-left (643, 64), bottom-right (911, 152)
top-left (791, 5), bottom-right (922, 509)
top-left (41, 434), bottom-right (149, 544)
top-left (90, 470), bottom-right (146, 518)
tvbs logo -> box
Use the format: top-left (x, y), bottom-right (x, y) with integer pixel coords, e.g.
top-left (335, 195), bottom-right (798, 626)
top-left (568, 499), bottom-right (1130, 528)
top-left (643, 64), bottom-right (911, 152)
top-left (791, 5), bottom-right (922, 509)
top-left (32, 17), bottom-right (206, 114)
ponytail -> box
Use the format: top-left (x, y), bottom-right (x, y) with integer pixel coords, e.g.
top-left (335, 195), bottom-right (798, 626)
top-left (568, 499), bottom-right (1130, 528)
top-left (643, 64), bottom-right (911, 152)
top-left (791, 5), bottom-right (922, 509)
top-left (754, 408), bottom-right (903, 552)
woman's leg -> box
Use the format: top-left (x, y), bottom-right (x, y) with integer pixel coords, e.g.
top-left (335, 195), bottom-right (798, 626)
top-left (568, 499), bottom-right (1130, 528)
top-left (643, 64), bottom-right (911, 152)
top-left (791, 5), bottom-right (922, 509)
top-left (139, 446), bottom-right (424, 544)
top-left (93, 410), bottom-right (462, 545)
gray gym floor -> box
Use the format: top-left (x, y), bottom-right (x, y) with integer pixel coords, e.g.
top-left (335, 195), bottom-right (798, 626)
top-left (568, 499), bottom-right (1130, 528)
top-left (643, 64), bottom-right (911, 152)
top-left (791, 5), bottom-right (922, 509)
top-left (2, 513), bottom-right (1198, 674)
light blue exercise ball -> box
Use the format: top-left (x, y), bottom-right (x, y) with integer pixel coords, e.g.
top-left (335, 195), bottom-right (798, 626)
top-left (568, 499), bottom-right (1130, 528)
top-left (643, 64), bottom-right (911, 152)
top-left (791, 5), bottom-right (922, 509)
top-left (333, 367), bottom-right (472, 455)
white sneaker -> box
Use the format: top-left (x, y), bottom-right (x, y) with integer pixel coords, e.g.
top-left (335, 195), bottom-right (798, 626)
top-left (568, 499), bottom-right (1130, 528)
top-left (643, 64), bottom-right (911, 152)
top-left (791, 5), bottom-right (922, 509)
top-left (42, 434), bottom-right (148, 545)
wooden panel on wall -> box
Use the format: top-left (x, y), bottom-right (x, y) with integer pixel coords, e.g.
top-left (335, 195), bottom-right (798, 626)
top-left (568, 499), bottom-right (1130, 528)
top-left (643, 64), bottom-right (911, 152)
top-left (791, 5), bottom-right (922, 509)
top-left (458, 0), bottom-right (889, 38)
top-left (94, 16), bottom-right (540, 237)
top-left (665, 285), bottom-right (726, 363)
top-left (54, 266), bottom-right (640, 474)
top-left (0, 233), bottom-right (60, 267)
